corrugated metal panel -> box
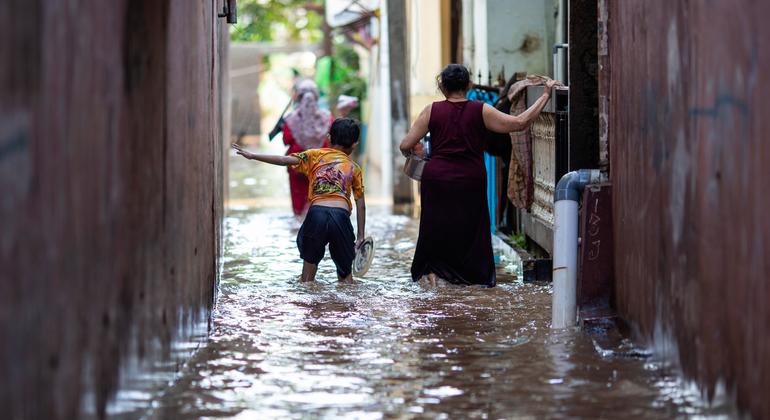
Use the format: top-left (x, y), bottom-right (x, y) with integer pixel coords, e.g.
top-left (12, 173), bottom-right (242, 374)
top-left (608, 2), bottom-right (770, 418)
top-left (0, 1), bottom-right (228, 418)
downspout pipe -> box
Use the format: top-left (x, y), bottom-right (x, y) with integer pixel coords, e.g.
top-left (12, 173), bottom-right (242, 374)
top-left (551, 169), bottom-right (602, 329)
top-left (552, 43), bottom-right (569, 85)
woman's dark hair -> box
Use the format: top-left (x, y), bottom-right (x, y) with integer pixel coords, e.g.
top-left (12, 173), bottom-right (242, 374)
top-left (438, 64), bottom-right (471, 94)
top-left (329, 118), bottom-right (360, 147)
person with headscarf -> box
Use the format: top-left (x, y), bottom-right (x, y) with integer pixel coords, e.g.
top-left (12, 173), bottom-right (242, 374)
top-left (283, 79), bottom-right (333, 216)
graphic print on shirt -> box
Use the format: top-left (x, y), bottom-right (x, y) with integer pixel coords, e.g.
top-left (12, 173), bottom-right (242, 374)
top-left (312, 161), bottom-right (349, 196)
top-left (291, 148), bottom-right (364, 210)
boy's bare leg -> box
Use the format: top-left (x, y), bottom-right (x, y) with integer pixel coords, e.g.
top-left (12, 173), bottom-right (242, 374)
top-left (300, 261), bottom-right (318, 282)
top-left (338, 273), bottom-right (354, 283)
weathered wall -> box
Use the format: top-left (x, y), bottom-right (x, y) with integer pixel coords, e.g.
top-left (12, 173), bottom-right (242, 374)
top-left (568, 0), bottom-right (599, 171)
top-left (485, 0), bottom-right (556, 79)
top-left (608, 2), bottom-right (769, 417)
top-left (0, 1), bottom-right (228, 418)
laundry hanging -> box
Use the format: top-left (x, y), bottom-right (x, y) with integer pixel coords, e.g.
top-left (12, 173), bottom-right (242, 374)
top-left (466, 87), bottom-right (498, 105)
top-left (505, 76), bottom-right (548, 210)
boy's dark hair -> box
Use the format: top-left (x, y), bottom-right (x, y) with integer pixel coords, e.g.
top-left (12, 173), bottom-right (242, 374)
top-left (329, 118), bottom-right (360, 148)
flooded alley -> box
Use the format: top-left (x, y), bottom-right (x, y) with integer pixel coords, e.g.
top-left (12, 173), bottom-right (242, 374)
top-left (144, 153), bottom-right (726, 419)
top-left (4, 1), bottom-right (769, 418)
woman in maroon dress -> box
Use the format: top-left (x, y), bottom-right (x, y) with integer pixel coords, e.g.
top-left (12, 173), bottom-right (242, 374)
top-left (399, 64), bottom-right (559, 287)
top-left (283, 80), bottom-right (333, 216)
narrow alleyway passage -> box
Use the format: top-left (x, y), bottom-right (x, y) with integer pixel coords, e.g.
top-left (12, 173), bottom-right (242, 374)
top-left (146, 149), bottom-right (726, 419)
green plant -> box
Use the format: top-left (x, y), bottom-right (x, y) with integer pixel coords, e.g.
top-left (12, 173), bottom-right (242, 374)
top-left (508, 233), bottom-right (527, 249)
top-left (230, 0), bottom-right (324, 43)
top-left (325, 44), bottom-right (367, 121)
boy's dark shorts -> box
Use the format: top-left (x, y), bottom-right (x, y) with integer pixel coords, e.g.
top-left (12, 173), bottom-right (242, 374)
top-left (297, 205), bottom-right (355, 277)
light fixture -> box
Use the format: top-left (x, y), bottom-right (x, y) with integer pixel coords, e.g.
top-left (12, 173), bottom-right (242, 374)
top-left (218, 0), bottom-right (237, 24)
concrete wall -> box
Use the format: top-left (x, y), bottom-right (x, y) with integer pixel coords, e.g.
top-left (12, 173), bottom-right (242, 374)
top-left (459, 0), bottom-right (556, 81)
top-left (407, 0), bottom-right (445, 121)
top-left (0, 1), bottom-right (228, 418)
top-left (485, 0), bottom-right (556, 79)
top-left (608, 2), bottom-right (769, 418)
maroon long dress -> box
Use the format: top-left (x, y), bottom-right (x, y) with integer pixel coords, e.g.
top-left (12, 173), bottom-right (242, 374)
top-left (411, 100), bottom-right (496, 287)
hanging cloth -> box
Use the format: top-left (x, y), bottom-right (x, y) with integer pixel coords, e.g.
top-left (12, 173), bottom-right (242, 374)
top-left (505, 76), bottom-right (548, 210)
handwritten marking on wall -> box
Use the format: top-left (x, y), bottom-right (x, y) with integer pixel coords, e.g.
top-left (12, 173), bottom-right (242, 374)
top-left (588, 197), bottom-right (601, 261)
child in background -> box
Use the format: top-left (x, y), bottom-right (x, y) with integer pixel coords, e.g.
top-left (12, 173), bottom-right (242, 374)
top-left (232, 118), bottom-right (366, 282)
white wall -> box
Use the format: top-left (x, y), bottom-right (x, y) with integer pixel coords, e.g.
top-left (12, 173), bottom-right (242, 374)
top-left (362, 0), bottom-right (393, 200)
top-left (472, 0), bottom-right (489, 79)
top-left (407, 0), bottom-right (445, 120)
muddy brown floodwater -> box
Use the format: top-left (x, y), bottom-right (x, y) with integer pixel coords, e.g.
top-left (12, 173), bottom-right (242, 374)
top-left (140, 151), bottom-right (732, 419)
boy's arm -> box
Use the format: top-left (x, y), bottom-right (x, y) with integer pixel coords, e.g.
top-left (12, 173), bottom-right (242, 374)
top-left (231, 144), bottom-right (300, 166)
top-left (355, 195), bottom-right (366, 247)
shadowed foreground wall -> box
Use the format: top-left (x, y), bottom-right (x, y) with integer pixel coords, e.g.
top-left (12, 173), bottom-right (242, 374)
top-left (608, 2), bottom-right (769, 417)
top-left (0, 1), bottom-right (228, 418)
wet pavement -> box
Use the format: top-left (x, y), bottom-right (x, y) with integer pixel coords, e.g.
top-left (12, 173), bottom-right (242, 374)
top-left (143, 150), bottom-right (731, 419)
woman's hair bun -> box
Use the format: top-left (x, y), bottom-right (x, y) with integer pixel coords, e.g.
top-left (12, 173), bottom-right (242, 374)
top-left (438, 64), bottom-right (471, 94)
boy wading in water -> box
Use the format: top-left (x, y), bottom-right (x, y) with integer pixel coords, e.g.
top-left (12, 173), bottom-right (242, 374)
top-left (232, 118), bottom-right (366, 282)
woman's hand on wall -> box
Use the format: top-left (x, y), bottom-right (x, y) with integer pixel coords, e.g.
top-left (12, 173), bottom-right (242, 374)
top-left (543, 79), bottom-right (563, 97)
top-left (483, 78), bottom-right (561, 133)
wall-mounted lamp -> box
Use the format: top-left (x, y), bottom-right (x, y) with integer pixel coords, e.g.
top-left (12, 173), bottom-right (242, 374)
top-left (218, 0), bottom-right (237, 24)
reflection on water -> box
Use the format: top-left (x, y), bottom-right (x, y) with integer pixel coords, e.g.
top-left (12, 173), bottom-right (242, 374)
top-left (146, 153), bottom-right (730, 418)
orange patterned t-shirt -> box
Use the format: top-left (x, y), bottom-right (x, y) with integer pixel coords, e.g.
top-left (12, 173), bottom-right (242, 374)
top-left (291, 148), bottom-right (364, 211)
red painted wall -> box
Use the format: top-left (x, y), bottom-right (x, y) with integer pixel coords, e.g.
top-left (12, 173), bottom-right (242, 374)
top-left (608, 2), bottom-right (770, 417)
top-left (0, 1), bottom-right (228, 418)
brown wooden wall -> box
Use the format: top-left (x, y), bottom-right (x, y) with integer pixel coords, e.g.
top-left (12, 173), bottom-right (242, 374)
top-left (0, 1), bottom-right (228, 418)
top-left (608, 2), bottom-right (770, 417)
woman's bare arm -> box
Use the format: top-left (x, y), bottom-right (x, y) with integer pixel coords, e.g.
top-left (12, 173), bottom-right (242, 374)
top-left (398, 105), bottom-right (431, 157)
top-left (482, 80), bottom-right (561, 133)
top-left (231, 144), bottom-right (300, 166)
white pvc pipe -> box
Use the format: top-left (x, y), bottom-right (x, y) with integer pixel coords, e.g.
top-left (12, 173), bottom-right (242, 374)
top-left (551, 169), bottom-right (601, 329)
top-left (552, 199), bottom-right (579, 329)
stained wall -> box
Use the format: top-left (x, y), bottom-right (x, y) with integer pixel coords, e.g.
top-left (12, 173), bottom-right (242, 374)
top-left (608, 2), bottom-right (769, 417)
top-left (0, 1), bottom-right (228, 418)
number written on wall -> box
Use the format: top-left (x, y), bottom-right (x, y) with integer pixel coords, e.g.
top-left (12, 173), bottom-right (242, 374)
top-left (588, 198), bottom-right (601, 261)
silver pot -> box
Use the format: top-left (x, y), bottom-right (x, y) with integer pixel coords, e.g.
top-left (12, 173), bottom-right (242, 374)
top-left (403, 154), bottom-right (427, 181)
